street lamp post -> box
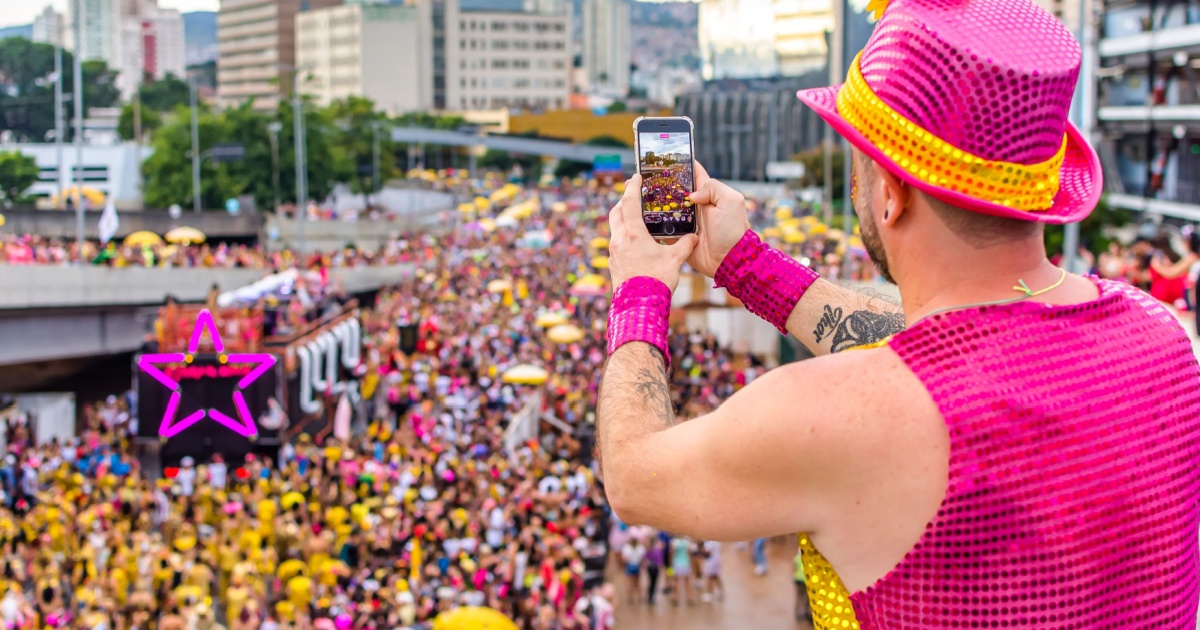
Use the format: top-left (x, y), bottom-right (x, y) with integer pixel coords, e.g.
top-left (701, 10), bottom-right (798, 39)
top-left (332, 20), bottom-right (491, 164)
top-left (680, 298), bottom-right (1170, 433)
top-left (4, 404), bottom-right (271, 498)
top-left (189, 77), bottom-right (201, 213)
top-left (54, 22), bottom-right (64, 211)
top-left (72, 0), bottom-right (85, 263)
top-left (372, 122), bottom-right (382, 208)
top-left (267, 121), bottom-right (282, 212)
top-left (291, 71), bottom-right (308, 253)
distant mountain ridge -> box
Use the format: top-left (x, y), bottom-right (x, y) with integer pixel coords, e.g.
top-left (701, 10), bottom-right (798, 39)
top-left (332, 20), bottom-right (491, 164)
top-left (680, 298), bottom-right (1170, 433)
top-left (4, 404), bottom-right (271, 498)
top-left (0, 24), bottom-right (33, 41)
top-left (183, 11), bottom-right (217, 66)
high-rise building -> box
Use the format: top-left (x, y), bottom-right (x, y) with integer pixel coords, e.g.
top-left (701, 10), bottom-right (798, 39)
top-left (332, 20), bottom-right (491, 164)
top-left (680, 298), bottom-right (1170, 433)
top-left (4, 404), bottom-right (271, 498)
top-left (217, 0), bottom-right (344, 111)
top-left (144, 4), bottom-right (187, 80)
top-left (1093, 0), bottom-right (1200, 219)
top-left (442, 0), bottom-right (572, 111)
top-left (698, 0), bottom-right (779, 80)
top-left (773, 0), bottom-right (833, 75)
top-left (71, 0), bottom-right (123, 63)
top-left (31, 7), bottom-right (66, 46)
top-left (582, 0), bottom-right (631, 96)
top-left (296, 3), bottom-right (434, 113)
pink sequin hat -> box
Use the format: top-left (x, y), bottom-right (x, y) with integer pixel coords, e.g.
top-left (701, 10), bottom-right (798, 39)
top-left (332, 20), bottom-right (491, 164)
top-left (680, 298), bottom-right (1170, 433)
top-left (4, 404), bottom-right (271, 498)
top-left (797, 0), bottom-right (1103, 224)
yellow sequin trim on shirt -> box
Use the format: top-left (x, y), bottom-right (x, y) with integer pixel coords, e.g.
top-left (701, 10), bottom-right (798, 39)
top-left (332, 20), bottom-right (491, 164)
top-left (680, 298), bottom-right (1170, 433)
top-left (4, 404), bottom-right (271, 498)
top-left (799, 533), bottom-right (860, 629)
top-left (836, 52), bottom-right (1067, 212)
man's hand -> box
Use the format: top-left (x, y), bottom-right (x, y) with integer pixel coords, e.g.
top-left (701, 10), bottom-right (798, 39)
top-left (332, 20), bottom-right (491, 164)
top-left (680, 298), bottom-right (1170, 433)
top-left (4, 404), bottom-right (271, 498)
top-left (608, 174), bottom-right (698, 292)
top-left (686, 162), bottom-right (752, 278)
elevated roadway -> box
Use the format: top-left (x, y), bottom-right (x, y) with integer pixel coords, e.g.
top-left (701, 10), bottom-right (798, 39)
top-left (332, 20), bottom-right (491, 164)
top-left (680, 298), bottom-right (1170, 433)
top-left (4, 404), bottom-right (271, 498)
top-left (391, 127), bottom-right (637, 170)
top-left (0, 264), bottom-right (412, 370)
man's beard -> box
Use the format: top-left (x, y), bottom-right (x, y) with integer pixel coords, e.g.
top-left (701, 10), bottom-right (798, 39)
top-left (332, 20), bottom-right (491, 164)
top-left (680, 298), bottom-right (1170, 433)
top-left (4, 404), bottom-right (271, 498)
top-left (858, 209), bottom-right (896, 285)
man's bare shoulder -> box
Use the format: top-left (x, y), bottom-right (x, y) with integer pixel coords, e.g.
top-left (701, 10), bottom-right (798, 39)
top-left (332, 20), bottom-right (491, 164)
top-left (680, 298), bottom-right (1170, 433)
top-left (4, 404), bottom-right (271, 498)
top-left (762, 345), bottom-right (947, 492)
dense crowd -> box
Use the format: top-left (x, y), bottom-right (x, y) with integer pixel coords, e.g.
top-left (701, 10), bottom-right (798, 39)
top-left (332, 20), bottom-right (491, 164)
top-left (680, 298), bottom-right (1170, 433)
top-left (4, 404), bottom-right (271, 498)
top-left (0, 184), bottom-right (768, 630)
top-left (0, 236), bottom-right (426, 271)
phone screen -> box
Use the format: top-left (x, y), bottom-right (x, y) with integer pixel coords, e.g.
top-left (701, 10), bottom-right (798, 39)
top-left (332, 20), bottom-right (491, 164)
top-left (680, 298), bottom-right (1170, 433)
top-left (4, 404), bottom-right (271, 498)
top-left (638, 130), bottom-right (696, 238)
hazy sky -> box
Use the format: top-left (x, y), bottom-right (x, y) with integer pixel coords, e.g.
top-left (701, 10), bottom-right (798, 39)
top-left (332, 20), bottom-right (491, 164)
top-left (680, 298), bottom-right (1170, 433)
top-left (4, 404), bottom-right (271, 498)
top-left (639, 132), bottom-right (692, 158)
top-left (1, 0), bottom-right (218, 28)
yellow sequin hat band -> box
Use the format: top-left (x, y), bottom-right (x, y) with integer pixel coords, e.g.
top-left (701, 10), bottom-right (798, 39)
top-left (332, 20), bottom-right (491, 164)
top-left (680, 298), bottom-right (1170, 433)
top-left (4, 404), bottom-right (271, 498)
top-left (836, 53), bottom-right (1067, 212)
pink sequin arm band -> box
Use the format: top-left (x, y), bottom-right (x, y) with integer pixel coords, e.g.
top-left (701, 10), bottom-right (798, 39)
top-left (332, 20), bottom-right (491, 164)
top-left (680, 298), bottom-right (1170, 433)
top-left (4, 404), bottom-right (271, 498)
top-left (715, 230), bottom-right (819, 334)
top-left (606, 276), bottom-right (672, 366)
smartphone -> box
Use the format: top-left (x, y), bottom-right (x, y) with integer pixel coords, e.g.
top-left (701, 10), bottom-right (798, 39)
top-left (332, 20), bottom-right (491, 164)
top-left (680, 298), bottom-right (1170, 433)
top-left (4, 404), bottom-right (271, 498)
top-left (633, 116), bottom-right (697, 239)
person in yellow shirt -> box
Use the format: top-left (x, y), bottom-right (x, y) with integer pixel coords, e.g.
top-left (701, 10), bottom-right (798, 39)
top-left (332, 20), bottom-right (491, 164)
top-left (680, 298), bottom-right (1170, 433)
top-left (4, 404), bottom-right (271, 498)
top-left (225, 573), bottom-right (251, 629)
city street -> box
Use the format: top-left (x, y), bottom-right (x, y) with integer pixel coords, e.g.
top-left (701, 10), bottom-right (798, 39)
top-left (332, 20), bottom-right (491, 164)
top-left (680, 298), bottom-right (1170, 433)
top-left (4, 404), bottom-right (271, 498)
top-left (623, 539), bottom-right (809, 630)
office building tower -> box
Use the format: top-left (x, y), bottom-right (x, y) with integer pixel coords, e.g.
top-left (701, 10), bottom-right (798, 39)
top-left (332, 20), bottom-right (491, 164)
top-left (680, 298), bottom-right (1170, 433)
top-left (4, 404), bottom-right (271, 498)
top-left (442, 0), bottom-right (571, 111)
top-left (773, 0), bottom-right (833, 75)
top-left (217, 0), bottom-right (344, 111)
top-left (582, 0), bottom-right (631, 96)
top-left (32, 7), bottom-right (67, 46)
top-left (296, 3), bottom-right (434, 113)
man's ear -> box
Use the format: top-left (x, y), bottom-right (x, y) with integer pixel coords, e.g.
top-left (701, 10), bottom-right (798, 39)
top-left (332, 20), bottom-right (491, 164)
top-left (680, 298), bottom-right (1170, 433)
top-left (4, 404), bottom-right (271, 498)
top-left (875, 162), bottom-right (908, 227)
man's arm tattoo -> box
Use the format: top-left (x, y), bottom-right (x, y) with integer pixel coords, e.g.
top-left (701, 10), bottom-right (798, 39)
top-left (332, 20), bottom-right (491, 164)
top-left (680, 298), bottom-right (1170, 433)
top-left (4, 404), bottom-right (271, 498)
top-left (829, 310), bottom-right (907, 352)
top-left (813, 305), bottom-right (844, 343)
top-left (633, 364), bottom-right (676, 428)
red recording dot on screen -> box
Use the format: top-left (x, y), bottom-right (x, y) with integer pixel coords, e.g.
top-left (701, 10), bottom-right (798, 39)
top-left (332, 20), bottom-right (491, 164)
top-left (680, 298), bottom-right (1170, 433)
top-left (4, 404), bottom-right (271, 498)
top-left (236, 467), bottom-right (250, 480)
top-left (164, 467), bottom-right (179, 479)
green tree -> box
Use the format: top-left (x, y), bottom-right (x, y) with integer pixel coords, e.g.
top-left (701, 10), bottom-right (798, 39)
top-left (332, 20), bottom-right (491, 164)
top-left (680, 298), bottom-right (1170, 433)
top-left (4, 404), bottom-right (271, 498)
top-left (795, 143), bottom-right (845, 200)
top-left (142, 100), bottom-right (352, 211)
top-left (607, 100), bottom-right (628, 113)
top-left (328, 96), bottom-right (395, 202)
top-left (0, 38), bottom-right (122, 141)
top-left (1044, 196), bottom-right (1131, 259)
top-left (0, 150), bottom-right (40, 205)
top-left (585, 134), bottom-right (629, 148)
top-left (117, 104), bottom-right (163, 141)
top-left (138, 73), bottom-right (190, 111)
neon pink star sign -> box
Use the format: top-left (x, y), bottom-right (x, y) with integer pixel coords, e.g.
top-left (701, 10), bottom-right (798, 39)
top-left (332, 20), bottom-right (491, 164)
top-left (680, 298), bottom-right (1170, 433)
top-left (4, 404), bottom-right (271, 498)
top-left (138, 309), bottom-right (276, 439)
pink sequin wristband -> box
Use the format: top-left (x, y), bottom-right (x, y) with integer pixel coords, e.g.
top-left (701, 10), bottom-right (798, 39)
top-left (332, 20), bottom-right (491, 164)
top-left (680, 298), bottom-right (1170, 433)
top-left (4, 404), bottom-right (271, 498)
top-left (714, 230), bottom-right (819, 334)
top-left (607, 276), bottom-right (672, 366)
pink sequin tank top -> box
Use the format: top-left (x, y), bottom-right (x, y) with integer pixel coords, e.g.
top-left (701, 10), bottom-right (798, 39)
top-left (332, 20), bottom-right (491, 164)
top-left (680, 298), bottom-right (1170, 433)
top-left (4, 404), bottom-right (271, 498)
top-left (859, 279), bottom-right (1200, 626)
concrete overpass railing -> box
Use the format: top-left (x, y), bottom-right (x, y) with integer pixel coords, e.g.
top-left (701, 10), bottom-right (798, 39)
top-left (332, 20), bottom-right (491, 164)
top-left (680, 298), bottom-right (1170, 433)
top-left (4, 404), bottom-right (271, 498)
top-left (1, 208), bottom-right (263, 240)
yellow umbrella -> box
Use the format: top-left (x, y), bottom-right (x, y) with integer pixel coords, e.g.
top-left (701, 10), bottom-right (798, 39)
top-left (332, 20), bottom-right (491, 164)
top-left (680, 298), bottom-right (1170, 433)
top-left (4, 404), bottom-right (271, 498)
top-left (433, 607), bottom-right (519, 630)
top-left (477, 218), bottom-right (497, 233)
top-left (551, 201), bottom-right (569, 214)
top-left (613, 181), bottom-right (626, 194)
top-left (165, 226), bottom-right (206, 244)
top-left (808, 224), bottom-right (828, 236)
top-left (53, 185), bottom-right (106, 207)
top-left (458, 203), bottom-right (476, 214)
top-left (590, 237), bottom-right (609, 249)
top-left (0, 213), bottom-right (6, 227)
top-left (591, 256), bottom-right (609, 269)
top-left (123, 231), bottom-right (163, 247)
top-left (800, 215), bottom-right (819, 226)
top-left (534, 312), bottom-right (568, 328)
top-left (501, 365), bottom-right (549, 386)
top-left (762, 227), bottom-right (782, 239)
top-left (775, 207), bottom-right (794, 221)
top-left (778, 218), bottom-right (802, 230)
top-left (473, 196), bottom-right (490, 210)
top-left (277, 558), bottom-right (308, 582)
top-left (486, 279), bottom-right (512, 294)
top-left (281, 491), bottom-right (305, 510)
top-left (546, 324), bottom-right (585, 344)
top-left (784, 231), bottom-right (807, 244)
top-left (575, 273), bottom-right (607, 287)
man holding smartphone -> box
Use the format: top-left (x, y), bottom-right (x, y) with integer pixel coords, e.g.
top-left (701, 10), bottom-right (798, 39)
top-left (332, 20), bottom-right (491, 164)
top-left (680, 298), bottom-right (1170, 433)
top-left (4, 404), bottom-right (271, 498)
top-left (598, 0), bottom-right (1200, 627)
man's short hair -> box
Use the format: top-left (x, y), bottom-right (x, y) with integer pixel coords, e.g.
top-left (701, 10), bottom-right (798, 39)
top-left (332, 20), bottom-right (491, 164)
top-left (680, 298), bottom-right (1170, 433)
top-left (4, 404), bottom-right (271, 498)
top-left (924, 193), bottom-right (1043, 249)
top-left (858, 154), bottom-right (1041, 248)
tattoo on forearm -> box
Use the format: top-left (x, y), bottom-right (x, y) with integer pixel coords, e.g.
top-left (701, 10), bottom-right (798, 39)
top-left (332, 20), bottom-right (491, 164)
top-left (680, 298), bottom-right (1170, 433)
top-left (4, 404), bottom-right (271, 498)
top-left (826, 310), bottom-right (907, 352)
top-left (633, 365), bottom-right (676, 428)
top-left (813, 305), bottom-right (843, 343)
